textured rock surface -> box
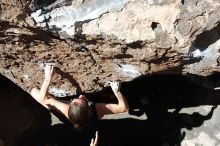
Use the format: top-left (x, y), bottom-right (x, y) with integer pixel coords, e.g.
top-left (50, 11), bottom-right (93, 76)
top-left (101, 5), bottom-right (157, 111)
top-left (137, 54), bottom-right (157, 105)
top-left (0, 0), bottom-right (219, 95)
top-left (1, 0), bottom-right (220, 146)
top-left (180, 105), bottom-right (220, 146)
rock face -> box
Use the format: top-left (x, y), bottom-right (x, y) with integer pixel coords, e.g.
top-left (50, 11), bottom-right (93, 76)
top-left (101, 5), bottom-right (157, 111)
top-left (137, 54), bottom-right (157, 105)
top-left (0, 0), bottom-right (220, 95)
top-left (0, 0), bottom-right (220, 96)
top-left (1, 1), bottom-right (220, 145)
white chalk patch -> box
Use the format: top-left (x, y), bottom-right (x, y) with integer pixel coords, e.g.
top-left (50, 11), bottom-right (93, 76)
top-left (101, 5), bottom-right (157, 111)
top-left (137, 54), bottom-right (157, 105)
top-left (49, 87), bottom-right (72, 97)
top-left (31, 9), bottom-right (44, 23)
top-left (118, 64), bottom-right (141, 78)
top-left (23, 74), bottom-right (29, 79)
top-left (38, 62), bottom-right (57, 70)
top-left (214, 87), bottom-right (220, 90)
top-left (189, 40), bottom-right (220, 64)
top-left (168, 109), bottom-right (175, 112)
top-left (191, 49), bottom-right (203, 58)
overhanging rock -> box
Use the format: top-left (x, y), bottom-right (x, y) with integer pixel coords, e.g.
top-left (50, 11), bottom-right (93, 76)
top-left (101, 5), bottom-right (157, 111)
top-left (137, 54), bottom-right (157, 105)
top-left (0, 0), bottom-right (219, 94)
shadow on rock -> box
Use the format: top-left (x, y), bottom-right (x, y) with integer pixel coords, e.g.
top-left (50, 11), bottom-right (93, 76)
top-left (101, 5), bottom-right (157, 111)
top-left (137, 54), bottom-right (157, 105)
top-left (1, 73), bottom-right (220, 146)
top-left (84, 73), bottom-right (220, 146)
top-left (0, 74), bottom-right (51, 146)
top-left (93, 97), bottom-right (217, 146)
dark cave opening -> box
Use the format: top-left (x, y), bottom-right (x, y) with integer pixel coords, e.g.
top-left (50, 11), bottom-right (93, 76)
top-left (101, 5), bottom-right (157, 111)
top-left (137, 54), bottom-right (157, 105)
top-left (151, 22), bottom-right (162, 33)
top-left (151, 22), bottom-right (160, 31)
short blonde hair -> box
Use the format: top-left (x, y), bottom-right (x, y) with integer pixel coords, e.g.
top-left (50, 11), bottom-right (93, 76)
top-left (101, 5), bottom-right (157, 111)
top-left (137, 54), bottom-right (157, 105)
top-left (68, 101), bottom-right (90, 129)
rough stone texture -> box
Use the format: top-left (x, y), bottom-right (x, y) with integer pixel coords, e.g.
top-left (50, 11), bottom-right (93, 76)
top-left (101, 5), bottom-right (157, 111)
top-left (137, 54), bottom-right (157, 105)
top-left (0, 0), bottom-right (32, 26)
top-left (0, 0), bottom-right (220, 144)
top-left (180, 106), bottom-right (220, 146)
top-left (0, 21), bottom-right (185, 95)
top-left (184, 39), bottom-right (220, 75)
top-left (82, 1), bottom-right (179, 43)
top-left (0, 0), bottom-right (219, 95)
